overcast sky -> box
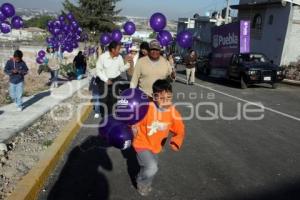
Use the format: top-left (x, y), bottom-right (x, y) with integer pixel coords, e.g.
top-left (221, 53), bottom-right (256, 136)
top-left (0, 0), bottom-right (239, 19)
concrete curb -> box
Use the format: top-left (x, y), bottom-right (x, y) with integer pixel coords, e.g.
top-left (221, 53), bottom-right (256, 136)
top-left (282, 79), bottom-right (300, 86)
top-left (7, 103), bottom-right (92, 200)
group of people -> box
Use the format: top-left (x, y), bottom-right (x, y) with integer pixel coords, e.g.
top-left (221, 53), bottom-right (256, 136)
top-left (3, 46), bottom-right (88, 112)
top-left (90, 39), bottom-right (186, 196)
top-left (3, 39), bottom-right (192, 197)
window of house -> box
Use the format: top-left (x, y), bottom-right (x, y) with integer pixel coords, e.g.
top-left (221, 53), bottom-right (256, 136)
top-left (268, 15), bottom-right (274, 25)
top-left (252, 14), bottom-right (263, 30)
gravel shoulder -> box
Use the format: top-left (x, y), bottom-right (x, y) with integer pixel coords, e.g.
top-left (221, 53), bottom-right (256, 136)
top-left (0, 88), bottom-right (91, 200)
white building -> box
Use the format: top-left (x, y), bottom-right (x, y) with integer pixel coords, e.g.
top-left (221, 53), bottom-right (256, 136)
top-left (0, 27), bottom-right (46, 41)
top-left (231, 0), bottom-right (300, 65)
top-left (177, 16), bottom-right (221, 56)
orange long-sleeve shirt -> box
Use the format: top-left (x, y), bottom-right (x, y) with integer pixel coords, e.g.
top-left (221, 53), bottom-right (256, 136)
top-left (133, 102), bottom-right (185, 154)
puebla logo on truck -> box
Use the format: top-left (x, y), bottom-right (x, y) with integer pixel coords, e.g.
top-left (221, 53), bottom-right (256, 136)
top-left (213, 32), bottom-right (238, 49)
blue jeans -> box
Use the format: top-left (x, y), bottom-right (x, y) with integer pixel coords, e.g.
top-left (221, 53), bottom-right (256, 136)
top-left (92, 92), bottom-right (102, 114)
top-left (9, 82), bottom-right (24, 108)
top-left (51, 69), bottom-right (59, 87)
top-left (76, 67), bottom-right (84, 80)
top-left (136, 150), bottom-right (159, 187)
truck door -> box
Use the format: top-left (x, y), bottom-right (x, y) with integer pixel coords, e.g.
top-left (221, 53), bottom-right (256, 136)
top-left (229, 55), bottom-right (239, 79)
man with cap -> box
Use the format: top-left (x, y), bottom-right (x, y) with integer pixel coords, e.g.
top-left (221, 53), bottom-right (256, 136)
top-left (130, 40), bottom-right (173, 97)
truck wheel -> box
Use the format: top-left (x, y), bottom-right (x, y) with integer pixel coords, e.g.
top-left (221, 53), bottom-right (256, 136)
top-left (204, 67), bottom-right (210, 76)
top-left (241, 76), bottom-right (248, 89)
top-left (271, 82), bottom-right (278, 89)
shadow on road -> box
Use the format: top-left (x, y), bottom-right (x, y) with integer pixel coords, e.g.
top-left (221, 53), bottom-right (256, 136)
top-left (224, 179), bottom-right (300, 200)
top-left (0, 110), bottom-right (4, 115)
top-left (47, 136), bottom-right (112, 200)
top-left (22, 91), bottom-right (51, 110)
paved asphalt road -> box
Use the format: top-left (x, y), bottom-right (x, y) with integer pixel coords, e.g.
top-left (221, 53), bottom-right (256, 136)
top-left (39, 67), bottom-right (300, 200)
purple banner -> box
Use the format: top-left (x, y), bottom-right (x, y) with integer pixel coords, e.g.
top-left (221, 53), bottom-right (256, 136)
top-left (211, 21), bottom-right (251, 68)
top-left (240, 20), bottom-right (250, 53)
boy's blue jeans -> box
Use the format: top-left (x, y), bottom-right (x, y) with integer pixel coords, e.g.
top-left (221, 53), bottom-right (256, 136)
top-left (9, 82), bottom-right (24, 108)
top-left (136, 150), bottom-right (158, 187)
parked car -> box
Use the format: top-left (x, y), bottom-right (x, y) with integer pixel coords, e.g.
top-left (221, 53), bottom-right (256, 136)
top-left (227, 53), bottom-right (285, 89)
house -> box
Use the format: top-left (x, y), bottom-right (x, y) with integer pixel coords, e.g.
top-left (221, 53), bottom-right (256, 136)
top-left (0, 27), bottom-right (46, 41)
top-left (231, 0), bottom-right (300, 65)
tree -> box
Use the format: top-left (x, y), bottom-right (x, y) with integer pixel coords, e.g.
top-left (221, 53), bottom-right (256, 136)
top-left (149, 31), bottom-right (157, 39)
top-left (25, 15), bottom-right (55, 29)
top-left (63, 0), bottom-right (122, 33)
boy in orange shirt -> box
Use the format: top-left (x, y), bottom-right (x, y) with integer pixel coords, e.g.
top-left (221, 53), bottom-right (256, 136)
top-left (132, 79), bottom-right (185, 196)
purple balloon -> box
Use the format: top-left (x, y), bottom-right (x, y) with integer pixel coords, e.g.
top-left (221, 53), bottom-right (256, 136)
top-left (63, 24), bottom-right (71, 33)
top-left (1, 3), bottom-right (15, 18)
top-left (11, 16), bottom-right (24, 29)
top-left (0, 21), bottom-right (11, 34)
top-left (46, 36), bottom-right (53, 44)
top-left (100, 33), bottom-right (111, 46)
top-left (150, 12), bottom-right (167, 32)
top-left (50, 42), bottom-right (58, 50)
top-left (53, 20), bottom-right (62, 29)
top-left (71, 20), bottom-right (79, 29)
top-left (47, 20), bottom-right (54, 29)
top-left (157, 30), bottom-right (173, 46)
top-left (123, 21), bottom-right (136, 35)
top-left (58, 15), bottom-right (65, 22)
top-left (99, 115), bottom-right (134, 149)
top-left (76, 27), bottom-right (83, 35)
top-left (115, 88), bottom-right (150, 125)
top-left (66, 13), bottom-right (74, 21)
top-left (177, 31), bottom-right (193, 49)
top-left (51, 27), bottom-right (61, 36)
top-left (38, 50), bottom-right (46, 58)
top-left (36, 57), bottom-right (45, 64)
top-left (111, 29), bottom-right (123, 42)
top-left (0, 10), bottom-right (6, 21)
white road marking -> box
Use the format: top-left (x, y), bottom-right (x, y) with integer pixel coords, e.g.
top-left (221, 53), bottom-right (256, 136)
top-left (176, 77), bottom-right (300, 122)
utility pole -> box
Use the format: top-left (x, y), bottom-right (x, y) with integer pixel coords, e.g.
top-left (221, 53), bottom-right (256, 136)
top-left (225, 0), bottom-right (230, 24)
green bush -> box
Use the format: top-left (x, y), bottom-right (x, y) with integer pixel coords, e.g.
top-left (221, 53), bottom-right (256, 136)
top-left (59, 63), bottom-right (76, 79)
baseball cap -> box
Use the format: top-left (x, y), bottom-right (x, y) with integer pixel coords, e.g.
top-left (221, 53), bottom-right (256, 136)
top-left (149, 40), bottom-right (161, 50)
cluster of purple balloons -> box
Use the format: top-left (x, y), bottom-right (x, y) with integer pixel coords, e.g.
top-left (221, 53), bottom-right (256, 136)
top-left (100, 21), bottom-right (136, 46)
top-left (149, 12), bottom-right (193, 48)
top-left (99, 88), bottom-right (150, 150)
top-left (0, 3), bottom-right (24, 34)
top-left (46, 13), bottom-right (83, 53)
top-left (149, 12), bottom-right (173, 47)
top-left (36, 50), bottom-right (47, 64)
top-left (83, 46), bottom-right (96, 57)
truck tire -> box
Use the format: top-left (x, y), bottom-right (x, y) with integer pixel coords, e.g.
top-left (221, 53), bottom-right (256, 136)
top-left (271, 82), bottom-right (278, 89)
top-left (241, 75), bottom-right (248, 89)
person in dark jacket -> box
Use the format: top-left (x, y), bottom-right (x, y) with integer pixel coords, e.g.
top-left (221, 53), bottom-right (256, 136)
top-left (4, 50), bottom-right (29, 111)
top-left (73, 51), bottom-right (87, 80)
top-left (184, 50), bottom-right (197, 85)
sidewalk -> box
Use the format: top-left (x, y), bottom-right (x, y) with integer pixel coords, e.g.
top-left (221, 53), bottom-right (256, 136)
top-left (0, 78), bottom-right (90, 143)
top-left (282, 79), bottom-right (300, 86)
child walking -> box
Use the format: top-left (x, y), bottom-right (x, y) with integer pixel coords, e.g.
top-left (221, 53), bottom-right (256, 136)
top-left (132, 79), bottom-right (185, 196)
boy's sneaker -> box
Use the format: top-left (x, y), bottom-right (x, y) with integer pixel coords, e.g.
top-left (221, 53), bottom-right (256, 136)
top-left (137, 184), bottom-right (152, 196)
